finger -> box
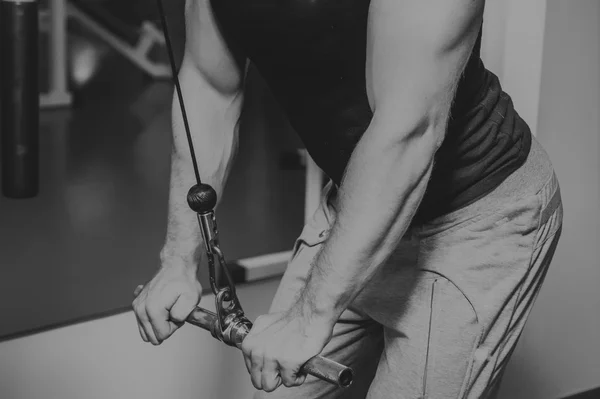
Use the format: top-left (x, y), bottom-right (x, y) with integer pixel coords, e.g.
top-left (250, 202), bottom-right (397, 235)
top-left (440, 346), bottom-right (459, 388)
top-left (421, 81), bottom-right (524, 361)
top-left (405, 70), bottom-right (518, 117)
top-left (133, 312), bottom-right (149, 342)
top-left (169, 292), bottom-right (197, 324)
top-left (279, 364), bottom-right (298, 388)
top-left (279, 357), bottom-right (307, 388)
top-left (132, 288), bottom-right (160, 345)
top-left (146, 303), bottom-right (172, 343)
top-left (139, 309), bottom-right (160, 345)
top-left (131, 286), bottom-right (144, 310)
top-left (132, 301), bottom-right (151, 343)
top-left (163, 295), bottom-right (189, 339)
top-left (250, 351), bottom-right (263, 390)
top-left (131, 285), bottom-right (146, 331)
top-left (295, 374), bottom-right (307, 386)
top-left (166, 320), bottom-right (183, 339)
top-left (261, 358), bottom-right (281, 393)
top-left (133, 284), bottom-right (144, 298)
top-left (241, 350), bottom-right (252, 376)
top-left (138, 323), bottom-right (149, 342)
top-left (240, 338), bottom-right (254, 384)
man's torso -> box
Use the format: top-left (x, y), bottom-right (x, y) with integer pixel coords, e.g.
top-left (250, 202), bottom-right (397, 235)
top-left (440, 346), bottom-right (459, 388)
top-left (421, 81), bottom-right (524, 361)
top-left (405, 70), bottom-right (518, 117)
top-left (209, 0), bottom-right (532, 222)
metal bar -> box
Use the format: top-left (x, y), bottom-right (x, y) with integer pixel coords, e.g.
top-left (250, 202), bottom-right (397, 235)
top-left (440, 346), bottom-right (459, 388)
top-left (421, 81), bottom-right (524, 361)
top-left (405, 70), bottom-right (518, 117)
top-left (49, 0), bottom-right (68, 100)
top-left (188, 307), bottom-right (354, 388)
top-left (67, 3), bottom-right (170, 79)
top-left (1, 0), bottom-right (40, 198)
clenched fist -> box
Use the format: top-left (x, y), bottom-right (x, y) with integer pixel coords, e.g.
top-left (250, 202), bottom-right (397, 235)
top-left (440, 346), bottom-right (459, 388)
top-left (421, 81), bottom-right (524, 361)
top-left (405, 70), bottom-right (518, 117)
top-left (132, 263), bottom-right (202, 345)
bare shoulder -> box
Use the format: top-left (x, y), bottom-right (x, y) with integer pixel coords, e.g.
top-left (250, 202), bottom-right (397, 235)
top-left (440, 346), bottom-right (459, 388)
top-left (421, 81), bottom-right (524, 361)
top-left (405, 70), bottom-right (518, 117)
top-left (368, 0), bottom-right (485, 47)
top-left (365, 0), bottom-right (485, 129)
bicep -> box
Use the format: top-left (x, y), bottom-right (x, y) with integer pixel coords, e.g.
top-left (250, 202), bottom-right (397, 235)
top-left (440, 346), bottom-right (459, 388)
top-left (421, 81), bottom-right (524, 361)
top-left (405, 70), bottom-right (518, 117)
top-left (184, 0), bottom-right (247, 95)
top-left (366, 0), bottom-right (484, 135)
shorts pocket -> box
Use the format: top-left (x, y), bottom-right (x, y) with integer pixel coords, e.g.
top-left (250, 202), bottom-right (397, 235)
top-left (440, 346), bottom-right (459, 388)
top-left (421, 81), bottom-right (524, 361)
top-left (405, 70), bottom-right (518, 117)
top-left (420, 272), bottom-right (481, 398)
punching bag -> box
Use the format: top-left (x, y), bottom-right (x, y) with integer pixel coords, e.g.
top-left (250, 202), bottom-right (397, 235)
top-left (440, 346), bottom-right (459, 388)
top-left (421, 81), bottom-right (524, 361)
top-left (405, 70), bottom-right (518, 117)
top-left (1, 0), bottom-right (39, 198)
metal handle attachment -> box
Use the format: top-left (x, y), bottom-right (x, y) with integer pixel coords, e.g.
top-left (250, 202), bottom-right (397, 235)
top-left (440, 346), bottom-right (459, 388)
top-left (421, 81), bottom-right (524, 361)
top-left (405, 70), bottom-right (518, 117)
top-left (187, 307), bottom-right (354, 388)
top-left (133, 286), bottom-right (354, 388)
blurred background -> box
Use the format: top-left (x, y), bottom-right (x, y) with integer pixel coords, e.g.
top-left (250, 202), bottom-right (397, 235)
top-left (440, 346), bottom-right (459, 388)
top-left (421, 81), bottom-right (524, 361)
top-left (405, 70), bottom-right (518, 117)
top-left (0, 0), bottom-right (307, 339)
top-left (0, 0), bottom-right (598, 398)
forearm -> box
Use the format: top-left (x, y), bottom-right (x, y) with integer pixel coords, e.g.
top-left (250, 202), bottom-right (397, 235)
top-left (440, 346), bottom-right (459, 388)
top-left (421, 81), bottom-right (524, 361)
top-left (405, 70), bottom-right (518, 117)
top-left (295, 0), bottom-right (483, 324)
top-left (299, 119), bottom-right (438, 321)
top-left (161, 61), bottom-right (243, 268)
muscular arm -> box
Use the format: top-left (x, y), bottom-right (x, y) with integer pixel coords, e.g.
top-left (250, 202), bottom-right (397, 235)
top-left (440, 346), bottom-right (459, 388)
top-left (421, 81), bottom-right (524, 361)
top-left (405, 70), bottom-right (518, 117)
top-left (299, 0), bottom-right (485, 321)
top-left (160, 0), bottom-right (247, 267)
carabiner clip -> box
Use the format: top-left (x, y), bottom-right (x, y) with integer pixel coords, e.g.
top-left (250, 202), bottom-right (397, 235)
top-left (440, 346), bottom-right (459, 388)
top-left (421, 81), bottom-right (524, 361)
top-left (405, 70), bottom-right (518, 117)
top-left (188, 184), bottom-right (246, 343)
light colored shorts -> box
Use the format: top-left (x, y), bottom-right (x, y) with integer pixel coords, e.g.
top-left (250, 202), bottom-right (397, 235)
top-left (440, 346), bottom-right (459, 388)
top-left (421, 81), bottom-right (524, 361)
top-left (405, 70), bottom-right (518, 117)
top-left (255, 136), bottom-right (563, 399)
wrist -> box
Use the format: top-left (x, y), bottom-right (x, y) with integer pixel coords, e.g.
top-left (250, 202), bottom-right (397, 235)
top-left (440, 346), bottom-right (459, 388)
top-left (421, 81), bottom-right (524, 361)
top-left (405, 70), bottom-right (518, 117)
top-left (159, 245), bottom-right (201, 272)
top-left (295, 247), bottom-right (356, 324)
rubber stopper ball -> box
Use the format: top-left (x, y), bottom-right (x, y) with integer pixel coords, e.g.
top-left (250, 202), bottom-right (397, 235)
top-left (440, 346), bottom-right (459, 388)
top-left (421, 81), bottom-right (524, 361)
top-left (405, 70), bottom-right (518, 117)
top-left (187, 184), bottom-right (217, 213)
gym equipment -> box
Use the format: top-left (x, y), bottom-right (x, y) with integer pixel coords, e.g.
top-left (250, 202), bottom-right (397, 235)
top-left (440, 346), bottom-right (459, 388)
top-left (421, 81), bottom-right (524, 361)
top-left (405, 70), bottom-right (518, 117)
top-left (38, 0), bottom-right (71, 107)
top-left (68, 0), bottom-right (170, 79)
top-left (134, 0), bottom-right (354, 388)
top-left (1, 0), bottom-right (40, 198)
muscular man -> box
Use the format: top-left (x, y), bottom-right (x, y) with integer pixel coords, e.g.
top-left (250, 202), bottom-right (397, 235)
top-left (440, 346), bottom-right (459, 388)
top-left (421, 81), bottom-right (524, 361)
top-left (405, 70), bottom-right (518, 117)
top-left (133, 0), bottom-right (563, 397)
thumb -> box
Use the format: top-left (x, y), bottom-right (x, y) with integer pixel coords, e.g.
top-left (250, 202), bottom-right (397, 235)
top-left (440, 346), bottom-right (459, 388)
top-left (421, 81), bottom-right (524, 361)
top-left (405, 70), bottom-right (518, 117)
top-left (294, 373), bottom-right (307, 386)
top-left (169, 292), bottom-right (199, 323)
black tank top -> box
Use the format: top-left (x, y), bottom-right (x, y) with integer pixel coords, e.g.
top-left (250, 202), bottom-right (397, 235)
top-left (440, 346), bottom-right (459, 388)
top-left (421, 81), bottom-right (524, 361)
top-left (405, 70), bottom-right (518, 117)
top-left (210, 0), bottom-right (532, 222)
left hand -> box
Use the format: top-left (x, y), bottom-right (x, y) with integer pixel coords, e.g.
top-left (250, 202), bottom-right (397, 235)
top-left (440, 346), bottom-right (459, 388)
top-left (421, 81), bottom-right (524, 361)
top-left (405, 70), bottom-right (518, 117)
top-left (241, 305), bottom-right (335, 392)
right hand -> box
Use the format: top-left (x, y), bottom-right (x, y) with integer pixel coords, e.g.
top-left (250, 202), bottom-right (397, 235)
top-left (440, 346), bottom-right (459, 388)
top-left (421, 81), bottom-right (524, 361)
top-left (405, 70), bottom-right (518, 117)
top-left (132, 262), bottom-right (203, 345)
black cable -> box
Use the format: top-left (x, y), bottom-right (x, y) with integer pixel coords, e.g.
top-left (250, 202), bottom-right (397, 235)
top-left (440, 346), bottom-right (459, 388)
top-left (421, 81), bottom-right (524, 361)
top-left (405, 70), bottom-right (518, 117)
top-left (156, 0), bottom-right (202, 185)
